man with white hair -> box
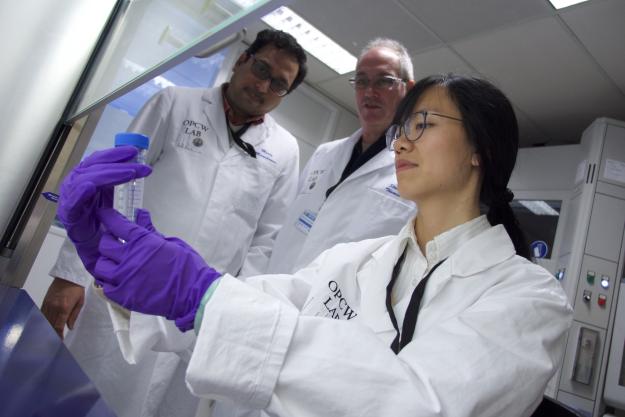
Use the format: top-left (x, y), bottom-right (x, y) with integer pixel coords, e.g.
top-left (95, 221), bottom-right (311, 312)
top-left (266, 38), bottom-right (417, 274)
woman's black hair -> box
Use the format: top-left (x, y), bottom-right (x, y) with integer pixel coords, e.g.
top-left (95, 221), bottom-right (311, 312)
top-left (246, 29), bottom-right (308, 93)
top-left (392, 73), bottom-right (531, 260)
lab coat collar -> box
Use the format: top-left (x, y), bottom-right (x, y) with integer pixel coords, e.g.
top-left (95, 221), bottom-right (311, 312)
top-left (240, 115), bottom-right (271, 147)
top-left (370, 221), bottom-right (516, 279)
top-left (359, 221), bottom-right (516, 337)
top-left (330, 129), bottom-right (395, 197)
top-left (331, 129), bottom-right (395, 190)
top-left (448, 224), bottom-right (516, 277)
top-left (335, 129), bottom-right (363, 170)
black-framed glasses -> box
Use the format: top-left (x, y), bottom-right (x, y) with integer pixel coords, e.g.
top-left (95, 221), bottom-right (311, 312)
top-left (348, 75), bottom-right (405, 91)
top-left (385, 111), bottom-right (463, 151)
top-left (249, 54), bottom-right (290, 97)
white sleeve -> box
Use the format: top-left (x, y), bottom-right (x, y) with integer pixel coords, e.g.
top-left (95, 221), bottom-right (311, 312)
top-left (127, 87), bottom-right (174, 165)
top-left (48, 237), bottom-right (91, 287)
top-left (238, 136), bottom-right (299, 277)
top-left (186, 272), bottom-right (572, 417)
top-left (105, 301), bottom-right (196, 365)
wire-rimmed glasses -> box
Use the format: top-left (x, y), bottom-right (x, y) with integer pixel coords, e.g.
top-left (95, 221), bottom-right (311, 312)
top-left (348, 75), bottom-right (405, 91)
top-left (386, 111), bottom-right (463, 151)
top-left (249, 54), bottom-right (290, 97)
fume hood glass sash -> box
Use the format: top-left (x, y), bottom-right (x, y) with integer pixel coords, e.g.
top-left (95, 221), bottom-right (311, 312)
top-left (68, 0), bottom-right (288, 122)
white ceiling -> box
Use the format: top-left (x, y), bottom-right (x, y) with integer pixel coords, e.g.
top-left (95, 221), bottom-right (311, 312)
top-left (247, 0), bottom-right (625, 148)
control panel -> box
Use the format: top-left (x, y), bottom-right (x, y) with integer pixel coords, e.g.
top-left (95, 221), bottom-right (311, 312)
top-left (573, 255), bottom-right (617, 329)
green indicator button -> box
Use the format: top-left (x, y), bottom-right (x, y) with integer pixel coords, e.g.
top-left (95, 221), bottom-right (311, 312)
top-left (586, 270), bottom-right (596, 285)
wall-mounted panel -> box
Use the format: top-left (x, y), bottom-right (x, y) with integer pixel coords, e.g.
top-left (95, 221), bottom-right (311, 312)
top-left (585, 193), bottom-right (625, 262)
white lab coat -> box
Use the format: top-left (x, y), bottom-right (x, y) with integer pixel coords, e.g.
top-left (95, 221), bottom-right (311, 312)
top-left (266, 129), bottom-right (416, 273)
top-left (49, 85), bottom-right (299, 417)
top-left (113, 221), bottom-right (572, 417)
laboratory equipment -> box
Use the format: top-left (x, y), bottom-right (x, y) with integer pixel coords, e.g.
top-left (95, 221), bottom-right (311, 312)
top-left (550, 118), bottom-right (625, 417)
top-left (113, 133), bottom-right (149, 222)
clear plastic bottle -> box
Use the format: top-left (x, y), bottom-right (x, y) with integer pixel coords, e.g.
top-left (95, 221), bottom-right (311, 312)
top-left (113, 132), bottom-right (150, 222)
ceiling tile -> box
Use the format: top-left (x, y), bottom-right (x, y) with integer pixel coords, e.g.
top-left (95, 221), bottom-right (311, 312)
top-left (290, 0), bottom-right (441, 56)
top-left (452, 16), bottom-right (625, 144)
top-left (560, 0), bottom-right (625, 94)
top-left (409, 46), bottom-right (474, 79)
top-left (397, 0), bottom-right (553, 42)
top-left (301, 55), bottom-right (345, 84)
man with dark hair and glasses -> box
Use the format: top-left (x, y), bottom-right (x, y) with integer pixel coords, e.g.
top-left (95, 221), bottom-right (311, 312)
top-left (42, 28), bottom-right (307, 417)
top-left (265, 38), bottom-right (417, 274)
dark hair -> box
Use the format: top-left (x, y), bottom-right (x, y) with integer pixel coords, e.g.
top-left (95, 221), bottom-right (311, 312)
top-left (246, 29), bottom-right (308, 93)
top-left (392, 73), bottom-right (530, 260)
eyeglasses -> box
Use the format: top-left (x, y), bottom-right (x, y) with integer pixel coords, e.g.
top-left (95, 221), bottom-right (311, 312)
top-left (348, 75), bottom-right (405, 91)
top-left (386, 111), bottom-right (463, 151)
top-left (249, 54), bottom-right (290, 97)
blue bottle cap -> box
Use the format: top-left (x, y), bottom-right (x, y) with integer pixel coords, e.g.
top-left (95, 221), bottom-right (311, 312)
top-left (114, 132), bottom-right (150, 149)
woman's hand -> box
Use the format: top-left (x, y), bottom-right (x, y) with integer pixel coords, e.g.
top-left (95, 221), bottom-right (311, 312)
top-left (94, 208), bottom-right (221, 332)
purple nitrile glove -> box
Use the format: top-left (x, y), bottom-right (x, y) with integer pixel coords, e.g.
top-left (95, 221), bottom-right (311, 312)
top-left (94, 208), bottom-right (221, 332)
top-left (57, 147), bottom-right (152, 273)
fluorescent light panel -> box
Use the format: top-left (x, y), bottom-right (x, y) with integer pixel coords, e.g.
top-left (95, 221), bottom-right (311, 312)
top-left (262, 7), bottom-right (357, 74)
top-left (548, 0), bottom-right (590, 9)
top-left (518, 200), bottom-right (560, 216)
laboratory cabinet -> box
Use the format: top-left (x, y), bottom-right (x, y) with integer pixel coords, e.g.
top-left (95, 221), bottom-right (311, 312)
top-left (552, 118), bottom-right (625, 417)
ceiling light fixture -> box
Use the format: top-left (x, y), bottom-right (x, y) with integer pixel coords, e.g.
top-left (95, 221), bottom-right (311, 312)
top-left (548, 0), bottom-right (590, 10)
top-left (261, 6), bottom-right (357, 74)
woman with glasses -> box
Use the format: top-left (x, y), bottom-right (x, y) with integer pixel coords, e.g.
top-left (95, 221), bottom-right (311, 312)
top-left (57, 73), bottom-right (573, 417)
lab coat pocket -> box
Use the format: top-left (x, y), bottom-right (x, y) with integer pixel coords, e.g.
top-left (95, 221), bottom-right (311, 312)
top-left (214, 157), bottom-right (279, 271)
top-left (230, 157), bottom-right (279, 220)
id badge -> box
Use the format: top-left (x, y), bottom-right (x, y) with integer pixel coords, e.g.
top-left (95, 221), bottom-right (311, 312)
top-left (295, 210), bottom-right (317, 235)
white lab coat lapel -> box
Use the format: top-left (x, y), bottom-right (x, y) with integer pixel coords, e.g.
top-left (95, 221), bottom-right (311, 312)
top-left (240, 117), bottom-right (269, 148)
top-left (357, 224), bottom-right (516, 346)
top-left (326, 130), bottom-right (363, 186)
top-left (328, 132), bottom-right (395, 193)
top-left (201, 88), bottom-right (231, 154)
top-left (357, 234), bottom-right (410, 342)
top-left (416, 225), bottom-right (517, 334)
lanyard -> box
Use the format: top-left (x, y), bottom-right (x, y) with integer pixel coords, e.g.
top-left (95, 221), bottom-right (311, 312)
top-left (385, 248), bottom-right (447, 354)
top-left (228, 123), bottom-right (256, 158)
